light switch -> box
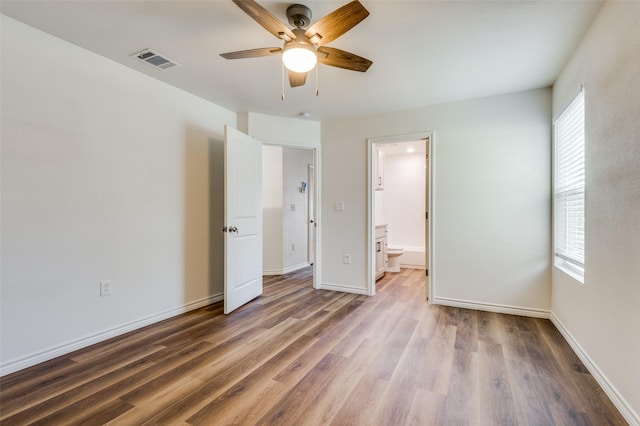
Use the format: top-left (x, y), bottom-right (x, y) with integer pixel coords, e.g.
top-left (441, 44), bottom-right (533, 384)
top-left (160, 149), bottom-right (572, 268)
top-left (334, 201), bottom-right (345, 211)
top-left (291, 203), bottom-right (296, 211)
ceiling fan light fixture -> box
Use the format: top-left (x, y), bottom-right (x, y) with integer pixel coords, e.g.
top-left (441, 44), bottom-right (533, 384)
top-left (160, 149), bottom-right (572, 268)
top-left (282, 43), bottom-right (317, 73)
top-left (221, 0), bottom-right (372, 88)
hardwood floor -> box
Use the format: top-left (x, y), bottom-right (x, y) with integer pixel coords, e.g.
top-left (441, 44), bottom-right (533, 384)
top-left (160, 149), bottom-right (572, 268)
top-left (0, 268), bottom-right (626, 425)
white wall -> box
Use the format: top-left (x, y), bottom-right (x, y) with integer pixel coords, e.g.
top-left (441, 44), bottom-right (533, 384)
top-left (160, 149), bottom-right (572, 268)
top-left (283, 148), bottom-right (313, 271)
top-left (262, 146), bottom-right (312, 275)
top-left (240, 112), bottom-right (321, 148)
top-left (0, 15), bottom-right (236, 374)
top-left (380, 152), bottom-right (426, 249)
top-left (262, 145), bottom-right (284, 273)
top-left (551, 2), bottom-right (640, 423)
top-left (322, 88), bottom-right (552, 312)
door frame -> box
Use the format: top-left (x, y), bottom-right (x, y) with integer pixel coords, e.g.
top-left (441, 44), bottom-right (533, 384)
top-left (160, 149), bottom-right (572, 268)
top-left (366, 131), bottom-right (434, 300)
top-left (307, 163), bottom-right (315, 266)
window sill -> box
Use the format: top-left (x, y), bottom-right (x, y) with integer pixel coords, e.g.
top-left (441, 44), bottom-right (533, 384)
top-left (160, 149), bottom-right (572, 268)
top-left (554, 256), bottom-right (584, 284)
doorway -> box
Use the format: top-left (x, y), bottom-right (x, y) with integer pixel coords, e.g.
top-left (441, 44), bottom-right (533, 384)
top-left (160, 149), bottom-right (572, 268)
top-left (262, 145), bottom-right (316, 283)
top-left (221, 126), bottom-right (320, 314)
top-left (367, 132), bottom-right (433, 300)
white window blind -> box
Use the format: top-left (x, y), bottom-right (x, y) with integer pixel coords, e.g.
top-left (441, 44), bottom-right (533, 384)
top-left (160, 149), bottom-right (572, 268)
top-left (554, 89), bottom-right (585, 274)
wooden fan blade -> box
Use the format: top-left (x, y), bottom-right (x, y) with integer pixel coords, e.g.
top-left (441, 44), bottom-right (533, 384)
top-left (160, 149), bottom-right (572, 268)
top-left (220, 47), bottom-right (282, 59)
top-left (317, 46), bottom-right (372, 72)
top-left (233, 0), bottom-right (295, 41)
top-left (305, 0), bottom-right (369, 46)
top-left (288, 70), bottom-right (308, 87)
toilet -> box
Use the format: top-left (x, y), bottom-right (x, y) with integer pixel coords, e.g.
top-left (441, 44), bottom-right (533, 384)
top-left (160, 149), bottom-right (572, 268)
top-left (386, 247), bottom-right (404, 272)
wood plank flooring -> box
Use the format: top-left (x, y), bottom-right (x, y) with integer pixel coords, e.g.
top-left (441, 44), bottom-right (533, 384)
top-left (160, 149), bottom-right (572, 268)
top-left (0, 268), bottom-right (627, 425)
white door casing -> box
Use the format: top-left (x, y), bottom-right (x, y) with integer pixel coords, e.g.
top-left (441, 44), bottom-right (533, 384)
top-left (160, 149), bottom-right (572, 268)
top-left (367, 132), bottom-right (433, 299)
top-left (307, 164), bottom-right (315, 265)
top-left (224, 126), bottom-right (263, 314)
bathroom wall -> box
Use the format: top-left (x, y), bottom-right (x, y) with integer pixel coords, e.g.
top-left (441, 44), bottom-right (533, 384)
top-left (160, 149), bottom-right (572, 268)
top-left (380, 150), bottom-right (426, 251)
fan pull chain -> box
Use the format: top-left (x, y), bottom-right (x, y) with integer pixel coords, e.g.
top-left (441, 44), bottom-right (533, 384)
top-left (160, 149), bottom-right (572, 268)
top-left (315, 63), bottom-right (319, 96)
top-left (281, 62), bottom-right (286, 101)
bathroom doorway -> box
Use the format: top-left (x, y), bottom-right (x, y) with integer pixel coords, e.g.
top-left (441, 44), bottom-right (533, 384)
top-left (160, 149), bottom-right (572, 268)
top-left (367, 132), bottom-right (433, 300)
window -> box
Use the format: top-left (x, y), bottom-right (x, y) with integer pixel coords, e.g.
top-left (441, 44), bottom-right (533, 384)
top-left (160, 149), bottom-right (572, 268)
top-left (554, 89), bottom-right (585, 281)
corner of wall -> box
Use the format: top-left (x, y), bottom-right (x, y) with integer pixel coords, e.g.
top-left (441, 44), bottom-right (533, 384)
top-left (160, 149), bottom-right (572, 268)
top-left (237, 112), bottom-right (249, 134)
top-left (550, 313), bottom-right (640, 425)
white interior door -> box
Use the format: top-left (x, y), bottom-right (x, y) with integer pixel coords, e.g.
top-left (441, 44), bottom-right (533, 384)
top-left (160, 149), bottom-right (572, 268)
top-left (224, 125), bottom-right (263, 314)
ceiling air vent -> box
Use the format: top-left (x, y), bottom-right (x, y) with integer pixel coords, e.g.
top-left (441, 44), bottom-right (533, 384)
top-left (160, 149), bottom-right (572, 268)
top-left (131, 49), bottom-right (180, 70)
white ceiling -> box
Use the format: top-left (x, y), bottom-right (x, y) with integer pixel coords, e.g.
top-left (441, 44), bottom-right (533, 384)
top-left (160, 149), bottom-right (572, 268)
top-left (1, 0), bottom-right (603, 121)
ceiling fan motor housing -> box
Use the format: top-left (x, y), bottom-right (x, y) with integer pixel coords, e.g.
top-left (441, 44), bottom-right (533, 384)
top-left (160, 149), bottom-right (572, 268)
top-left (287, 28), bottom-right (314, 47)
top-left (287, 4), bottom-right (312, 28)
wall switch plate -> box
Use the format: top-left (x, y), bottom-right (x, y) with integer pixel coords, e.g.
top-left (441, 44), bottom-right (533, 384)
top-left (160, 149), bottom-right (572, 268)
top-left (343, 254), bottom-right (351, 264)
top-left (291, 203), bottom-right (296, 211)
top-left (100, 280), bottom-right (112, 297)
top-left (292, 243), bottom-right (295, 251)
top-left (334, 201), bottom-right (345, 211)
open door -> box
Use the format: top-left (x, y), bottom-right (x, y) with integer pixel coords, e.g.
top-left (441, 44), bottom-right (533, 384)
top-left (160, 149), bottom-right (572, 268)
top-left (224, 126), bottom-right (263, 314)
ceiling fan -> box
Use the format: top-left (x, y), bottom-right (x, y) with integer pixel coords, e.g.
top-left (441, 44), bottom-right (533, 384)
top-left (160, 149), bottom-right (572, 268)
top-left (220, 0), bottom-right (373, 88)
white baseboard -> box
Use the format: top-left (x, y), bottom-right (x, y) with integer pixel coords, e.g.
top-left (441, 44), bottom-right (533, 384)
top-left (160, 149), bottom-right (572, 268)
top-left (551, 314), bottom-right (640, 426)
top-left (432, 296), bottom-right (551, 319)
top-left (263, 262), bottom-right (310, 276)
top-left (321, 281), bottom-right (370, 295)
top-left (400, 264), bottom-right (426, 270)
top-left (4, 290), bottom-right (636, 426)
top-left (0, 293), bottom-right (223, 377)
top-left (430, 297), bottom-right (637, 424)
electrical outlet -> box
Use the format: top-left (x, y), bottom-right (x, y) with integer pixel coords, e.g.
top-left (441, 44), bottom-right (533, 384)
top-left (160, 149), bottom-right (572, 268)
top-left (100, 280), bottom-right (112, 297)
top-left (343, 254), bottom-right (351, 264)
